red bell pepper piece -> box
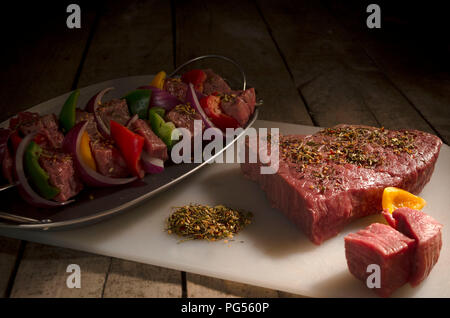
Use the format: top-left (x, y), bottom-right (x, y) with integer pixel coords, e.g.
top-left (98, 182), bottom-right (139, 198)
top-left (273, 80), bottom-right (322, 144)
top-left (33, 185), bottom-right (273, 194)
top-left (199, 95), bottom-right (240, 131)
top-left (10, 130), bottom-right (22, 154)
top-left (110, 120), bottom-right (145, 178)
top-left (181, 69), bottom-right (207, 93)
top-left (33, 133), bottom-right (47, 147)
top-left (10, 131), bottom-right (47, 154)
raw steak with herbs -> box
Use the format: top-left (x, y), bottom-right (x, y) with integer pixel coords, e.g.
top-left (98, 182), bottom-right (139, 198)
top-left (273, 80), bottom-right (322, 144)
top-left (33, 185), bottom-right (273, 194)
top-left (241, 124), bottom-right (442, 244)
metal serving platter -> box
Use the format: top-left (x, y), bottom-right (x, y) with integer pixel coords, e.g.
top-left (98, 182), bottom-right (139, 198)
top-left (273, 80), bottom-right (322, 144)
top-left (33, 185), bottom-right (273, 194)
top-left (0, 58), bottom-right (259, 230)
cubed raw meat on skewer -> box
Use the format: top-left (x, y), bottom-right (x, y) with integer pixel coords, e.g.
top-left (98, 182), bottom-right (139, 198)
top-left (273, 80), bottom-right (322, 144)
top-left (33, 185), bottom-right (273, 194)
top-left (39, 149), bottom-right (84, 202)
top-left (95, 99), bottom-right (131, 130)
top-left (10, 112), bottom-right (64, 149)
top-left (90, 138), bottom-right (130, 178)
top-left (128, 118), bottom-right (168, 161)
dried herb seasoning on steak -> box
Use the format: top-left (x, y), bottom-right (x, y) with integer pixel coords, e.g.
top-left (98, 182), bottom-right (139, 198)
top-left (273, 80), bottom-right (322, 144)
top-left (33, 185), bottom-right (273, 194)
top-left (241, 124), bottom-right (442, 244)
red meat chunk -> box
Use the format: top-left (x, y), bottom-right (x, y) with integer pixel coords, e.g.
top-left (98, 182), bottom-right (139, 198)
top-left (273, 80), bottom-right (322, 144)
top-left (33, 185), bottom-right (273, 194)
top-left (344, 223), bottom-right (415, 297)
top-left (9, 112), bottom-right (64, 149)
top-left (220, 88), bottom-right (256, 126)
top-left (90, 138), bottom-right (130, 178)
top-left (39, 150), bottom-right (84, 202)
top-left (390, 208), bottom-right (443, 286)
top-left (164, 78), bottom-right (188, 101)
top-left (129, 119), bottom-right (168, 161)
top-left (166, 104), bottom-right (205, 138)
top-left (202, 69), bottom-right (232, 95)
top-left (95, 99), bottom-right (130, 130)
top-left (75, 109), bottom-right (101, 139)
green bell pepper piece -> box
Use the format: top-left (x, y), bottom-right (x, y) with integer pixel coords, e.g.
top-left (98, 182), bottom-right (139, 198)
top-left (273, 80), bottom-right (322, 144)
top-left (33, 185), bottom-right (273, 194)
top-left (151, 106), bottom-right (165, 118)
top-left (59, 89), bottom-right (80, 134)
top-left (148, 107), bottom-right (180, 149)
top-left (24, 141), bottom-right (60, 200)
top-left (123, 89), bottom-right (152, 119)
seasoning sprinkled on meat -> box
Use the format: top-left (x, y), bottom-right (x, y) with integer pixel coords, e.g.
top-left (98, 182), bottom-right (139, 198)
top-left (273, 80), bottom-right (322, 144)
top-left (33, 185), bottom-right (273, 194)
top-left (166, 103), bottom-right (205, 137)
top-left (75, 109), bottom-right (100, 139)
top-left (9, 112), bottom-right (64, 149)
top-left (219, 88), bottom-right (256, 126)
top-left (90, 137), bottom-right (130, 178)
top-left (202, 69), bottom-right (232, 95)
top-left (164, 78), bottom-right (188, 101)
top-left (96, 98), bottom-right (130, 130)
top-left (344, 223), bottom-right (415, 297)
top-left (39, 149), bottom-right (83, 202)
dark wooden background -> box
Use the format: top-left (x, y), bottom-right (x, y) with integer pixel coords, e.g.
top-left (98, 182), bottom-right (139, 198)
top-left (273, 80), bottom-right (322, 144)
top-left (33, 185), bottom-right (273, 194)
top-left (0, 0), bottom-right (448, 297)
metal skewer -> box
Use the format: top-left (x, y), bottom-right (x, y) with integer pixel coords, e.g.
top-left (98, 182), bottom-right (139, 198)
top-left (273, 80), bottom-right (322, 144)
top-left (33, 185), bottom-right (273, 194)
top-left (169, 54), bottom-right (247, 91)
top-left (0, 182), bottom-right (17, 192)
top-left (0, 55), bottom-right (260, 228)
top-left (0, 212), bottom-right (46, 224)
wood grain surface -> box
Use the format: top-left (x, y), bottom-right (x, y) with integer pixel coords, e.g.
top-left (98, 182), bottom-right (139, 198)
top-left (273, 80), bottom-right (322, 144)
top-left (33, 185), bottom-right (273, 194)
top-left (175, 0), bottom-right (313, 126)
top-left (257, 0), bottom-right (435, 133)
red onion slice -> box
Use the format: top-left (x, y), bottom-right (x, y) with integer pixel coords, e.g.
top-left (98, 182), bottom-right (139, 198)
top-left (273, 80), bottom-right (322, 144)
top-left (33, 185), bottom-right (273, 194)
top-left (126, 114), bottom-right (139, 129)
top-left (138, 85), bottom-right (181, 111)
top-left (92, 87), bottom-right (114, 138)
top-left (62, 121), bottom-right (137, 187)
top-left (0, 128), bottom-right (11, 166)
top-left (85, 87), bottom-right (114, 113)
top-left (15, 133), bottom-right (74, 208)
top-left (140, 151), bottom-right (164, 174)
top-left (185, 83), bottom-right (217, 131)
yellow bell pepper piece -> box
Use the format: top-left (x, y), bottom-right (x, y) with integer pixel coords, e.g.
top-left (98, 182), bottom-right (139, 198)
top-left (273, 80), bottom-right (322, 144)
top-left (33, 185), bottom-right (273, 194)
top-left (382, 187), bottom-right (426, 213)
top-left (80, 131), bottom-right (97, 171)
top-left (150, 71), bottom-right (166, 90)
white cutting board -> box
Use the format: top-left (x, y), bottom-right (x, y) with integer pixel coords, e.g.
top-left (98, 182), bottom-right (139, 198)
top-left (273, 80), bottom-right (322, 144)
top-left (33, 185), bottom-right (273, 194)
top-left (1, 120), bottom-right (449, 298)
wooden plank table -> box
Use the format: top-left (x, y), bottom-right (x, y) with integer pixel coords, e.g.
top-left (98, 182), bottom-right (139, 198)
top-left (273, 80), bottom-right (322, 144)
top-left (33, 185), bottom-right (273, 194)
top-left (0, 0), bottom-right (448, 298)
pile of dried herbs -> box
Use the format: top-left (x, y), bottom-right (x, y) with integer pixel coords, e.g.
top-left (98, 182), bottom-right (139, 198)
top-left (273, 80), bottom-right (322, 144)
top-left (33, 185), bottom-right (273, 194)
top-left (166, 204), bottom-right (253, 242)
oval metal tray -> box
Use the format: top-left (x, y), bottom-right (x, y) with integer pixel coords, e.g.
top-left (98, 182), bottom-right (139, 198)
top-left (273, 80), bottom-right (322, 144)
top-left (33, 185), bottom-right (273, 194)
top-left (0, 59), bottom-right (259, 230)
